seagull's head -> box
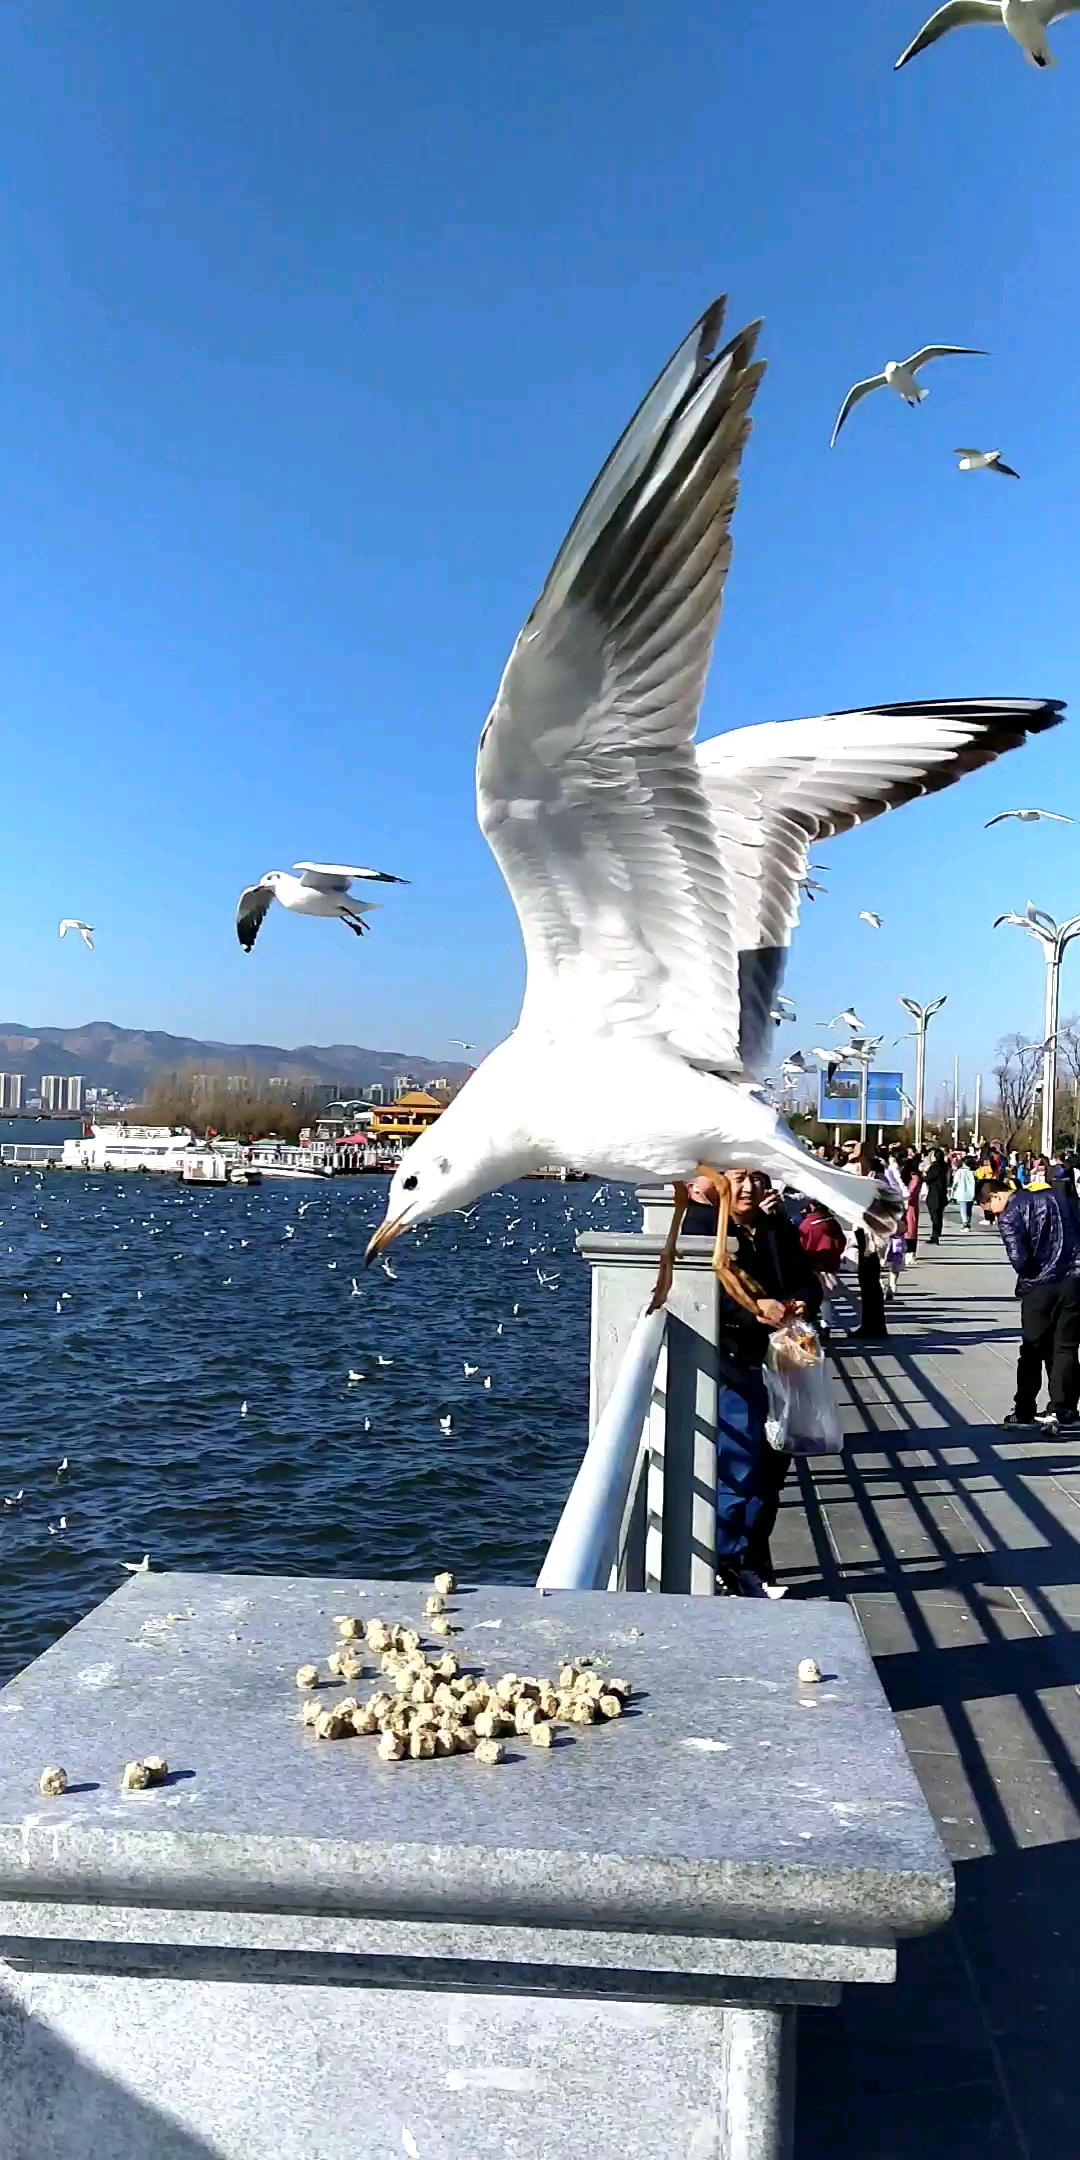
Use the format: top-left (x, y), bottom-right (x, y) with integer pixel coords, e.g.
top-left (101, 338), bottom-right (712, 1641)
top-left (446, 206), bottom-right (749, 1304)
top-left (364, 1072), bottom-right (533, 1264)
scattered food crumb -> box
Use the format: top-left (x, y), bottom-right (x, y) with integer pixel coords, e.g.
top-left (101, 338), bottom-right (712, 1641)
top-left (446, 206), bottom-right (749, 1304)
top-left (38, 1766), bottom-right (67, 1797)
top-left (121, 1761), bottom-right (152, 1791)
top-left (474, 1738), bottom-right (504, 1765)
top-left (295, 1665), bottom-right (319, 1690)
top-left (797, 1659), bottom-right (823, 1686)
top-left (432, 1571), bottom-right (455, 1596)
top-left (141, 1755), bottom-right (169, 1784)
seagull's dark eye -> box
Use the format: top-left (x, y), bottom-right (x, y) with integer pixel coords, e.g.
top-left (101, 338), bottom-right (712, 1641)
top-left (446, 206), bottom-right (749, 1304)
top-left (402, 1174), bottom-right (418, 1191)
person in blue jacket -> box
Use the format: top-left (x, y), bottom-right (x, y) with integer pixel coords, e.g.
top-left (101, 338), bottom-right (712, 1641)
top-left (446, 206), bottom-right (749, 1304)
top-left (980, 1178), bottom-right (1080, 1434)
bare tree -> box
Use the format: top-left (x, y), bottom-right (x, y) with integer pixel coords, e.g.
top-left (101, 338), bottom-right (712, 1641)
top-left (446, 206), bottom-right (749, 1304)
top-left (1057, 1015), bottom-right (1080, 1146)
top-left (993, 1033), bottom-right (1042, 1151)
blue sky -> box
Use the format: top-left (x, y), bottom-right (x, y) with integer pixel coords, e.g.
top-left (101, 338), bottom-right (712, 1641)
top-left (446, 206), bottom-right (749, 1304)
top-left (1, 0), bottom-right (1078, 1096)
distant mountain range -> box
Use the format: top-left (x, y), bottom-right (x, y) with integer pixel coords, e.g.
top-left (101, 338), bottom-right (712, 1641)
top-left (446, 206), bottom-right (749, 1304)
top-left (0, 1022), bottom-right (469, 1099)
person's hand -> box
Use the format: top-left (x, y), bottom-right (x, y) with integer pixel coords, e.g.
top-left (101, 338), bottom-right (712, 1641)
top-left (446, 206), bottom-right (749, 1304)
top-left (758, 1298), bottom-right (788, 1327)
top-left (758, 1189), bottom-right (782, 1215)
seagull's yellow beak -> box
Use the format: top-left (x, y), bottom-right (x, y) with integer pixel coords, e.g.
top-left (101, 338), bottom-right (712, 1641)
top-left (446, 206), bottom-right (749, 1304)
top-left (365, 1213), bottom-right (407, 1266)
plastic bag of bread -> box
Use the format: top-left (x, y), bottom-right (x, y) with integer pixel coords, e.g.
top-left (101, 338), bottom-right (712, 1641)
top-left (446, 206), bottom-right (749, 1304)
top-left (765, 1320), bottom-right (841, 1455)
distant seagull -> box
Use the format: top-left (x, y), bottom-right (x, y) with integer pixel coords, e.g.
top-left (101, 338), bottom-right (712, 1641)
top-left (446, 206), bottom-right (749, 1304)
top-left (120, 1554), bottom-right (151, 1573)
top-left (464, 1361), bottom-right (479, 1377)
top-left (828, 1009), bottom-right (867, 1032)
top-left (452, 1041), bottom-right (475, 1053)
top-left (56, 1457), bottom-right (69, 1479)
top-left (811, 1047), bottom-right (845, 1084)
top-left (235, 863), bottom-right (407, 953)
top-left (830, 346), bottom-right (986, 446)
top-left (798, 877), bottom-right (828, 900)
top-left (439, 1414), bottom-right (453, 1434)
top-left (770, 995), bottom-right (798, 1024)
top-left (985, 808), bottom-right (1074, 827)
top-left (782, 1050), bottom-right (811, 1073)
top-left (896, 0), bottom-right (1080, 72)
top-left (240, 1400), bottom-right (249, 1417)
top-left (954, 447), bottom-right (1020, 478)
top-left (859, 911), bottom-right (883, 928)
top-left (350, 1276), bottom-right (362, 1295)
top-left (347, 1369), bottom-right (365, 1383)
top-left (59, 918), bottom-right (94, 949)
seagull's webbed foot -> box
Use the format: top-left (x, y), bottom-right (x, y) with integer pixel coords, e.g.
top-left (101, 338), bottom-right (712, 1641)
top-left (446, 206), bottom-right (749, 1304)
top-left (647, 1181), bottom-right (690, 1313)
top-left (696, 1166), bottom-right (766, 1320)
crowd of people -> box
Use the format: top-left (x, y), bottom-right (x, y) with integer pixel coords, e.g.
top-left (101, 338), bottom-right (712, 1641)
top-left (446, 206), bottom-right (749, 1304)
top-left (688, 1136), bottom-right (1080, 1601)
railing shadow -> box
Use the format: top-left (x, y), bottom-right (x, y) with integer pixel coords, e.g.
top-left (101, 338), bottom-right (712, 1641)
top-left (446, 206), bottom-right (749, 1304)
top-left (779, 1285), bottom-right (1080, 2158)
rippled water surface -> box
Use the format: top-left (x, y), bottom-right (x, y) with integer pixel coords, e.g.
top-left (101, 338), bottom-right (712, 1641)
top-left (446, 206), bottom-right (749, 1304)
top-left (0, 1172), bottom-right (636, 1682)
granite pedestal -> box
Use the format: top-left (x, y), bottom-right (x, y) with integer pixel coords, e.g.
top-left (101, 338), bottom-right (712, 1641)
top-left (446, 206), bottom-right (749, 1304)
top-left (0, 1574), bottom-right (952, 2158)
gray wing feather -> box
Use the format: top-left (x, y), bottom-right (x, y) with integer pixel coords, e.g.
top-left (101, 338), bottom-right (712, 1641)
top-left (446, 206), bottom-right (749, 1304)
top-left (699, 698), bottom-right (1064, 1072)
top-left (905, 344), bottom-right (987, 372)
top-left (895, 1), bottom-right (1004, 67)
top-left (236, 884), bottom-right (274, 953)
top-left (830, 376), bottom-right (887, 448)
top-left (477, 299), bottom-right (766, 1070)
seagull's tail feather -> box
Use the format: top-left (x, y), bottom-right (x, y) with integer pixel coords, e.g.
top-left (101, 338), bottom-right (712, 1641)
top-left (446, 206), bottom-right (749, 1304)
top-left (757, 1148), bottom-right (904, 1257)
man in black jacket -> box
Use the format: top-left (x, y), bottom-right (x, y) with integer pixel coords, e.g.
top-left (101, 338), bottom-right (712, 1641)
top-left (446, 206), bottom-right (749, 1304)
top-left (981, 1179), bottom-right (1080, 1433)
top-left (689, 1168), bottom-right (822, 1596)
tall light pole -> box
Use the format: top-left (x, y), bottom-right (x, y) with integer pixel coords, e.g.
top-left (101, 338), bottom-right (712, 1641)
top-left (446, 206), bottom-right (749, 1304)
top-left (994, 907), bottom-right (1080, 1156)
top-left (898, 996), bottom-right (947, 1153)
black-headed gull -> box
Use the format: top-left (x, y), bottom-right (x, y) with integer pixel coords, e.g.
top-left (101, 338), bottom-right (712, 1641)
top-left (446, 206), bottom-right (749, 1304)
top-left (986, 808), bottom-right (1074, 826)
top-left (896, 0), bottom-right (1080, 72)
top-left (954, 447), bottom-right (1019, 477)
top-left (859, 911), bottom-right (883, 928)
top-left (236, 862), bottom-right (407, 952)
top-left (362, 297), bottom-right (1062, 1310)
top-left (831, 346), bottom-right (986, 447)
top-left (59, 918), bottom-right (94, 949)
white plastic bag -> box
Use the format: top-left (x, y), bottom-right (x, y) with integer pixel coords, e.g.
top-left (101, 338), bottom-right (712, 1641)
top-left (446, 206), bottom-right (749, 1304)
top-left (764, 1319), bottom-right (842, 1455)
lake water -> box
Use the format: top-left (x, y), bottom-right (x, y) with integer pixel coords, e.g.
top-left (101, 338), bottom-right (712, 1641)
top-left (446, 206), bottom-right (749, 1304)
top-left (0, 1170), bottom-right (637, 1682)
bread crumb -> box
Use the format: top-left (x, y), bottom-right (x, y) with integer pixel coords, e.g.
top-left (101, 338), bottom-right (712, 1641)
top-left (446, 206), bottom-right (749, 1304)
top-left (295, 1665), bottom-right (319, 1690)
top-left (121, 1761), bottom-right (152, 1791)
top-left (334, 1616), bottom-right (361, 1640)
top-left (529, 1721), bottom-right (554, 1749)
top-left (141, 1755), bottom-right (169, 1784)
top-left (474, 1738), bottom-right (504, 1765)
top-left (433, 1570), bottom-right (455, 1595)
top-left (377, 1730), bottom-right (406, 1761)
top-left (424, 1592), bottom-right (446, 1617)
top-left (598, 1694), bottom-right (623, 1719)
top-left (429, 1614), bottom-right (452, 1637)
top-left (39, 1766), bottom-right (67, 1797)
top-left (797, 1659), bottom-right (823, 1686)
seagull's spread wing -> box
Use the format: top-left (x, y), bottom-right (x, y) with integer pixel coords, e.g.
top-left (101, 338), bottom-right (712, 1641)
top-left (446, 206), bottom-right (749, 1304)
top-left (294, 862), bottom-right (406, 890)
top-left (477, 299), bottom-right (765, 1069)
top-left (895, 1), bottom-right (1003, 67)
top-left (904, 344), bottom-right (987, 373)
top-left (236, 882), bottom-right (274, 952)
top-left (830, 376), bottom-right (887, 448)
top-left (1044, 0), bottom-right (1080, 22)
top-left (992, 457), bottom-right (1020, 478)
top-left (697, 697), bottom-right (1064, 1073)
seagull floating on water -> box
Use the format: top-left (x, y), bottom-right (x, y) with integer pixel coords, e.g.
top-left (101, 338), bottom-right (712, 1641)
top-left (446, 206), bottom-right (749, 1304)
top-left (363, 298), bottom-right (1062, 1310)
top-left (896, 0), bottom-right (1080, 71)
top-left (985, 808), bottom-right (1073, 827)
top-left (236, 863), bottom-right (407, 952)
top-left (120, 1555), bottom-right (151, 1574)
top-left (954, 447), bottom-right (1019, 479)
top-left (831, 346), bottom-right (986, 447)
top-left (59, 919), bottom-right (94, 949)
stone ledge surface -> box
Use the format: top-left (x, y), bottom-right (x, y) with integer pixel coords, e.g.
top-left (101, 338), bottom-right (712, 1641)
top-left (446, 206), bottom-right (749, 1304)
top-left (0, 1574), bottom-right (952, 1942)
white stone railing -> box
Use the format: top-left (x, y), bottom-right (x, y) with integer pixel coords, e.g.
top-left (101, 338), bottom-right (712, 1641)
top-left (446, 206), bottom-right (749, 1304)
top-left (537, 1189), bottom-right (722, 1596)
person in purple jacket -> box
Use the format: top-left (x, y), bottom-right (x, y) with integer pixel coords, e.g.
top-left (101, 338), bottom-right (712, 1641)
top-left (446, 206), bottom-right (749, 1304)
top-left (980, 1179), bottom-right (1080, 1434)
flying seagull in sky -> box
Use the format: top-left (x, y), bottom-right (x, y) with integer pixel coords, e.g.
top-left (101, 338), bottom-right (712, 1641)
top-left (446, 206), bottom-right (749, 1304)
top-left (954, 447), bottom-right (1019, 478)
top-left (236, 863), bottom-right (406, 953)
top-left (830, 346), bottom-right (986, 447)
top-left (362, 297), bottom-right (1063, 1313)
top-left (896, 0), bottom-right (1080, 71)
top-left (59, 919), bottom-right (94, 949)
top-left (859, 911), bottom-right (883, 928)
top-left (985, 808), bottom-right (1074, 827)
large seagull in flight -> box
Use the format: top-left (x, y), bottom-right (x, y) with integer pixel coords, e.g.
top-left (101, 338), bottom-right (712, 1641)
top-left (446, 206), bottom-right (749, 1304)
top-left (366, 298), bottom-right (1063, 1312)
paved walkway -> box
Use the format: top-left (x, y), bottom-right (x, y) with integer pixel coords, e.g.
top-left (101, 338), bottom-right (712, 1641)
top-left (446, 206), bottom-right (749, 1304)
top-left (776, 1219), bottom-right (1080, 2159)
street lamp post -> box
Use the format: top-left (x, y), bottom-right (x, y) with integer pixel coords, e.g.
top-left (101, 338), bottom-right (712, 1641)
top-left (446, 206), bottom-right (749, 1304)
top-left (994, 907), bottom-right (1080, 1157)
top-left (898, 996), bottom-right (947, 1153)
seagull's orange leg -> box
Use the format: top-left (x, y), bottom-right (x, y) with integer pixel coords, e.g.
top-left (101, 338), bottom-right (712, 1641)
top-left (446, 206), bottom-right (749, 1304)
top-left (647, 1180), bottom-right (690, 1313)
top-left (696, 1166), bottom-right (766, 1319)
